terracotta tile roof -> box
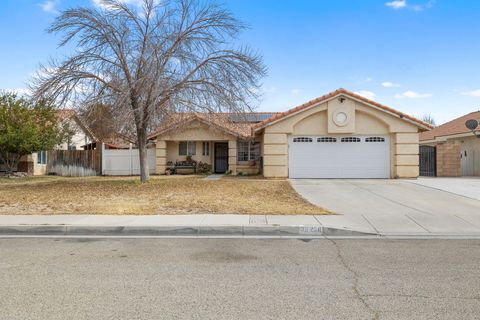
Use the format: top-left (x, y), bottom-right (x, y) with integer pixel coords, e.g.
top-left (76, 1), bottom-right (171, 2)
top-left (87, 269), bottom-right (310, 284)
top-left (420, 111), bottom-right (480, 141)
top-left (148, 112), bottom-right (280, 140)
top-left (253, 88), bottom-right (433, 131)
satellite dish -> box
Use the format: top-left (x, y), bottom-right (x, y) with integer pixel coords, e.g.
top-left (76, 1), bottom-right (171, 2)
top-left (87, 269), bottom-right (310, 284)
top-left (465, 119), bottom-right (479, 131)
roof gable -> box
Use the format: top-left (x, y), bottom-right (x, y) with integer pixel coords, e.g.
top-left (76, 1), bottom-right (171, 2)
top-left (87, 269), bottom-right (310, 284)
top-left (420, 111), bottom-right (480, 141)
top-left (253, 88), bottom-right (433, 131)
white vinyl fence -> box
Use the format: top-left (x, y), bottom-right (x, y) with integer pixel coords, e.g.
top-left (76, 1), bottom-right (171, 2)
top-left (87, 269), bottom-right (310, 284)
top-left (102, 144), bottom-right (156, 176)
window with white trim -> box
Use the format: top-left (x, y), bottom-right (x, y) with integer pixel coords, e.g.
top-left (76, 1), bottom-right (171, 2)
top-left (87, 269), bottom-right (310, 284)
top-left (365, 137), bottom-right (385, 142)
top-left (317, 137), bottom-right (337, 143)
top-left (37, 151), bottom-right (47, 164)
top-left (341, 137), bottom-right (361, 143)
top-left (179, 141), bottom-right (196, 156)
top-left (293, 137), bottom-right (313, 142)
top-left (202, 142), bottom-right (210, 156)
top-left (237, 141), bottom-right (260, 162)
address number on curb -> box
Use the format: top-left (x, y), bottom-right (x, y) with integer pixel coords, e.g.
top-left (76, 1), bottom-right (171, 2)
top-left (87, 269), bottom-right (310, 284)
top-left (299, 226), bottom-right (323, 234)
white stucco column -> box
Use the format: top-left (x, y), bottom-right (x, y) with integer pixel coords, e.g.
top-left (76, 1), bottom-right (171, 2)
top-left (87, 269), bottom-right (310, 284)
top-left (155, 139), bottom-right (167, 175)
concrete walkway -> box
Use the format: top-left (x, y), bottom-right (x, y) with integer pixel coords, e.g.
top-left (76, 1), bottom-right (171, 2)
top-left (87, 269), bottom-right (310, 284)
top-left (290, 178), bottom-right (480, 236)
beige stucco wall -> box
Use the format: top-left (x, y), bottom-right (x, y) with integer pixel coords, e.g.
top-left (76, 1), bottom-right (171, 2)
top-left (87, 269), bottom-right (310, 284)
top-left (155, 120), bottom-right (239, 174)
top-left (262, 96), bottom-right (421, 178)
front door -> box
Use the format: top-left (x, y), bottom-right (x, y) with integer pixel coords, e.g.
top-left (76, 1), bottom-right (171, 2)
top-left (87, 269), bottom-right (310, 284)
top-left (214, 143), bottom-right (229, 173)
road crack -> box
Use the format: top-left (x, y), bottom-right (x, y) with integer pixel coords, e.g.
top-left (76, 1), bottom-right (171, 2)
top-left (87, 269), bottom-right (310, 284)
top-left (328, 238), bottom-right (380, 320)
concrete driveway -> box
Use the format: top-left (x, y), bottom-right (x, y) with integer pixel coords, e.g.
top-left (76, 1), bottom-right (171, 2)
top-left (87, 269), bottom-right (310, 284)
top-left (290, 178), bottom-right (480, 236)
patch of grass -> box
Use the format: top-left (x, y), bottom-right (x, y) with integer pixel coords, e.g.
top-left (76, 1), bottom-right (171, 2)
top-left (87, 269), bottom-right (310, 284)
top-left (0, 175), bottom-right (328, 215)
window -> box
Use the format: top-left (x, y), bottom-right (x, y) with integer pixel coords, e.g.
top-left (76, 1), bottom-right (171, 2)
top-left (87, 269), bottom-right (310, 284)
top-left (365, 137), bottom-right (385, 142)
top-left (317, 137), bottom-right (337, 143)
top-left (341, 137), bottom-right (361, 143)
top-left (68, 145), bottom-right (77, 150)
top-left (37, 151), bottom-right (47, 164)
top-left (293, 137), bottom-right (313, 143)
top-left (179, 141), bottom-right (196, 156)
top-left (202, 142), bottom-right (210, 156)
top-left (237, 141), bottom-right (260, 162)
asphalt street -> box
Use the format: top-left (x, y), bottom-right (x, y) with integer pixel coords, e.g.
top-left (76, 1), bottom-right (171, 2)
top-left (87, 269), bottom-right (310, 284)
top-left (0, 238), bottom-right (479, 320)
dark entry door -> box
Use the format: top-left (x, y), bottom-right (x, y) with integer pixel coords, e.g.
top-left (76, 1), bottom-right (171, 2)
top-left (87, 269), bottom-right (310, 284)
top-left (214, 143), bottom-right (229, 173)
top-left (419, 145), bottom-right (436, 176)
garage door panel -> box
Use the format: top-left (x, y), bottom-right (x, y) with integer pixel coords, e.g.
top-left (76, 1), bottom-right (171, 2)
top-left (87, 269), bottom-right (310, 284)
top-left (289, 136), bottom-right (390, 179)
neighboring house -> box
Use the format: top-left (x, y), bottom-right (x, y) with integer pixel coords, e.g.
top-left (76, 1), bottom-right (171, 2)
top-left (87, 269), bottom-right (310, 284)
top-left (18, 109), bottom-right (95, 175)
top-left (420, 111), bottom-right (480, 177)
top-left (150, 88), bottom-right (431, 179)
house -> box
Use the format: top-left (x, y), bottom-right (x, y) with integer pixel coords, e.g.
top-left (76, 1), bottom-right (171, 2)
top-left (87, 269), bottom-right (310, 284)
top-left (150, 88), bottom-right (431, 179)
top-left (18, 109), bottom-right (95, 175)
top-left (420, 111), bottom-right (480, 177)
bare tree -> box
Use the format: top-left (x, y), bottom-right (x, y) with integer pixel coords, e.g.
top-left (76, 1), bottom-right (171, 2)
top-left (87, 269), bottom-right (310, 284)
top-left (31, 0), bottom-right (266, 182)
top-left (421, 113), bottom-right (436, 127)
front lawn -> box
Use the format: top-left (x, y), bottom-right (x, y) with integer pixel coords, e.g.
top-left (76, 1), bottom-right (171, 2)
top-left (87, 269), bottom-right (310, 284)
top-left (0, 176), bottom-right (328, 215)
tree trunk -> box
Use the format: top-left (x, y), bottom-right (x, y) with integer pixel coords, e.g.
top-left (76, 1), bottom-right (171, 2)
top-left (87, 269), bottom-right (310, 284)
top-left (137, 129), bottom-right (150, 183)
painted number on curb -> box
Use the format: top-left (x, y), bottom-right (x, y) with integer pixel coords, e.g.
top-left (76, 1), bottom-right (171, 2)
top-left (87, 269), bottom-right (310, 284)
top-left (299, 226), bottom-right (322, 234)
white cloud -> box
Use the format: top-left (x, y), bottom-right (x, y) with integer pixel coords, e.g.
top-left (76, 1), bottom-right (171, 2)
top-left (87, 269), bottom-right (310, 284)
top-left (394, 90), bottom-right (432, 99)
top-left (354, 90), bottom-right (377, 101)
top-left (382, 81), bottom-right (401, 88)
top-left (291, 88), bottom-right (301, 95)
top-left (40, 0), bottom-right (59, 13)
top-left (385, 0), bottom-right (435, 11)
top-left (1, 88), bottom-right (31, 96)
top-left (461, 89), bottom-right (480, 97)
top-left (385, 0), bottom-right (407, 9)
top-left (262, 86), bottom-right (277, 93)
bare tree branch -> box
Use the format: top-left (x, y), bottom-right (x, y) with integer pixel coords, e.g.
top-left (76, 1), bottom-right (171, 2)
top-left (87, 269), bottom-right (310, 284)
top-left (30, 0), bottom-right (266, 182)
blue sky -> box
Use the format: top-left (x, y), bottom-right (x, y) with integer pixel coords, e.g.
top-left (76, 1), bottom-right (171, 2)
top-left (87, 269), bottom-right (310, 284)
top-left (1, 0), bottom-right (480, 124)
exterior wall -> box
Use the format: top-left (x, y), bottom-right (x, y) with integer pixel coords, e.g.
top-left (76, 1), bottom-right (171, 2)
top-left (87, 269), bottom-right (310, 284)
top-left (165, 141), bottom-right (212, 164)
top-left (459, 136), bottom-right (480, 176)
top-left (155, 140), bottom-right (167, 174)
top-left (263, 133), bottom-right (288, 178)
top-left (57, 118), bottom-right (92, 150)
top-left (155, 121), bottom-right (236, 175)
top-left (261, 96), bottom-right (420, 178)
top-left (436, 141), bottom-right (461, 177)
top-left (32, 152), bottom-right (47, 176)
top-left (228, 140), bottom-right (237, 174)
top-left (394, 133), bottom-right (419, 178)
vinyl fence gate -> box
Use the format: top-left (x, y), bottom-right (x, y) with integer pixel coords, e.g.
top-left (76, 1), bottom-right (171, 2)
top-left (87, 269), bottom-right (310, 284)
top-left (102, 144), bottom-right (156, 176)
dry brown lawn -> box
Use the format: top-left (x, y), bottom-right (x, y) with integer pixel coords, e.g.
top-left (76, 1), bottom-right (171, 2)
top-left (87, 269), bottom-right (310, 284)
top-left (0, 175), bottom-right (328, 215)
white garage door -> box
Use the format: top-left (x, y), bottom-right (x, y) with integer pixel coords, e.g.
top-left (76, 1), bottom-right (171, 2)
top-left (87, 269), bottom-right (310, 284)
top-left (289, 135), bottom-right (390, 178)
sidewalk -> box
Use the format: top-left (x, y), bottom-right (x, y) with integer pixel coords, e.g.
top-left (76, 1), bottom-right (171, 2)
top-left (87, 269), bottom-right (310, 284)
top-left (0, 214), bottom-right (371, 237)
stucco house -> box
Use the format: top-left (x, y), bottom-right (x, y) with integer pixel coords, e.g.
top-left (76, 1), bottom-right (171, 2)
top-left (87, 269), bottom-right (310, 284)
top-left (420, 111), bottom-right (480, 177)
top-left (150, 88), bottom-right (432, 178)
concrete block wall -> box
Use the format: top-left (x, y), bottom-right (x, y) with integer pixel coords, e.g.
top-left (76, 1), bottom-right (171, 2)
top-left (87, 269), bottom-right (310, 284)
top-left (436, 141), bottom-right (461, 177)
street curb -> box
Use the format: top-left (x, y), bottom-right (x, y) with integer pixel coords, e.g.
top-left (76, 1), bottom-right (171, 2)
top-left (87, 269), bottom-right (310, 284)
top-left (0, 225), bottom-right (377, 237)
